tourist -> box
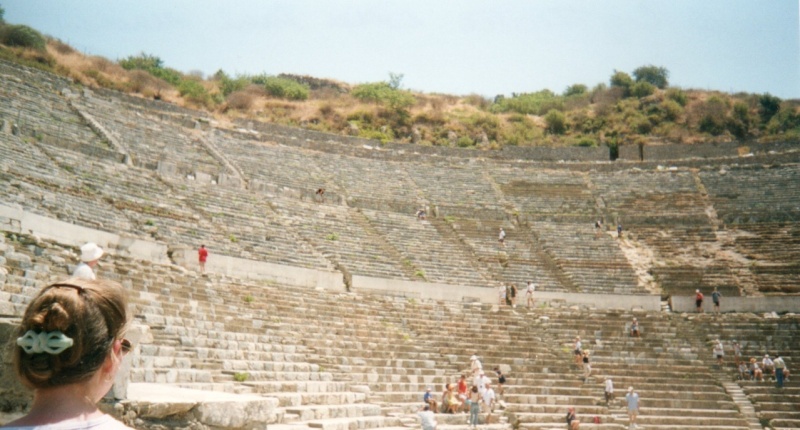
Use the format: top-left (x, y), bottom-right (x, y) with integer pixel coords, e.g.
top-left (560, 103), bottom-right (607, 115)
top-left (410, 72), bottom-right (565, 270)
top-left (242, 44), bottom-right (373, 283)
top-left (625, 387), bottom-right (640, 429)
top-left (566, 407), bottom-right (580, 430)
top-left (604, 376), bottom-right (614, 405)
top-left (508, 284), bottom-right (517, 307)
top-left (498, 285), bottom-right (507, 306)
top-left (481, 383), bottom-right (496, 423)
top-left (315, 188), bottom-right (325, 203)
top-left (445, 383), bottom-right (461, 413)
top-left (617, 223), bottom-right (623, 239)
top-left (762, 355), bottom-right (775, 379)
top-left (695, 289), bottom-right (704, 313)
top-left (750, 358), bottom-right (763, 382)
top-left (73, 242), bottom-right (103, 280)
top-left (594, 219), bottom-right (603, 238)
top-left (198, 244), bottom-right (208, 274)
top-left (417, 405), bottom-right (437, 430)
top-left (574, 336), bottom-right (583, 367)
top-left (423, 386), bottom-right (438, 412)
top-left (738, 361), bottom-right (749, 381)
top-left (630, 317), bottom-right (640, 337)
top-left (498, 227), bottom-right (506, 247)
top-left (733, 340), bottom-right (742, 366)
top-left (713, 340), bottom-right (724, 367)
top-left (582, 351), bottom-right (592, 382)
top-left (475, 371), bottom-right (489, 394)
top-left (525, 281), bottom-right (536, 309)
top-left (468, 386), bottom-right (481, 428)
top-left (4, 279), bottom-right (133, 429)
top-left (416, 208), bottom-right (427, 220)
top-left (470, 354), bottom-right (482, 376)
top-left (711, 287), bottom-right (722, 314)
top-left (774, 354), bottom-right (786, 388)
top-left (494, 367), bottom-right (506, 396)
top-left (457, 374), bottom-right (469, 412)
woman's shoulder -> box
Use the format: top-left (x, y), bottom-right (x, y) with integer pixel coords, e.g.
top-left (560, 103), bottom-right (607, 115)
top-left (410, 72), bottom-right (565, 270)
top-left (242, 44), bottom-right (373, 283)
top-left (2, 415), bottom-right (133, 430)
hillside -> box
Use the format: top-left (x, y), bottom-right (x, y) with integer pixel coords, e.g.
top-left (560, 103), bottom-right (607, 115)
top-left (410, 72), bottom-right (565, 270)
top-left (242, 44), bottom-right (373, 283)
top-left (0, 17), bottom-right (798, 152)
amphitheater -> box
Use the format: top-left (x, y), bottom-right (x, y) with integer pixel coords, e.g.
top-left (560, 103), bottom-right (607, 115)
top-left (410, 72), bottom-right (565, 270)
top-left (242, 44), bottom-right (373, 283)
top-left (0, 59), bottom-right (798, 430)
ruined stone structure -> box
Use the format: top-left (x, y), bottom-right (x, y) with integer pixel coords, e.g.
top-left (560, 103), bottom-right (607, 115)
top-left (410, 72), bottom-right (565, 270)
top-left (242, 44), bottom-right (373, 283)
top-left (1, 59), bottom-right (799, 429)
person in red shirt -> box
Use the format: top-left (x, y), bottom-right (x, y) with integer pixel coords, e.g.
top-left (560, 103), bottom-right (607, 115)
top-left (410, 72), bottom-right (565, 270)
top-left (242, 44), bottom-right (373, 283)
top-left (198, 245), bottom-right (208, 274)
top-left (457, 374), bottom-right (468, 412)
top-left (695, 289), bottom-right (704, 313)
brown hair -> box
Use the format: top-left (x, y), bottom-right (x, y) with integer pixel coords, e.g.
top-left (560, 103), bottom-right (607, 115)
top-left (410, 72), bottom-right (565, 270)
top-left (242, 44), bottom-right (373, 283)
top-left (13, 278), bottom-right (128, 389)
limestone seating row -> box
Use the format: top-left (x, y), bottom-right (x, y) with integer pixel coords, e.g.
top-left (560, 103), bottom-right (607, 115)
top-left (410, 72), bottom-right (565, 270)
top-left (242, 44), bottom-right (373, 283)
top-left (272, 199), bottom-right (412, 280)
top-left (0, 73), bottom-right (108, 151)
top-left (360, 209), bottom-right (490, 286)
top-left (700, 166), bottom-right (800, 223)
top-left (0, 235), bottom-right (792, 430)
top-left (442, 218), bottom-right (568, 291)
top-left (73, 96), bottom-right (224, 175)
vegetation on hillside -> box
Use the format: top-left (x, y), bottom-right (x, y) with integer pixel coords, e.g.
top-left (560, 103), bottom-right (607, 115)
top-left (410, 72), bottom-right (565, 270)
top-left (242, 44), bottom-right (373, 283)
top-left (0, 11), bottom-right (798, 150)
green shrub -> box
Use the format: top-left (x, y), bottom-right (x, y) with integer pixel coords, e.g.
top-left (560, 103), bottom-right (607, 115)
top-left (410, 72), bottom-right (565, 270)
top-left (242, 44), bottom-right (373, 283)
top-left (630, 81), bottom-right (656, 98)
top-left (456, 136), bottom-right (475, 147)
top-left (263, 76), bottom-right (310, 101)
top-left (610, 70), bottom-right (634, 93)
top-left (233, 372), bottom-right (249, 382)
top-left (576, 136), bottom-right (597, 147)
top-left (178, 79), bottom-right (213, 107)
top-left (544, 109), bottom-right (567, 134)
top-left (0, 25), bottom-right (46, 50)
top-left (563, 84), bottom-right (588, 97)
top-left (666, 88), bottom-right (688, 106)
top-left (492, 90), bottom-right (563, 115)
top-left (660, 99), bottom-right (684, 122)
top-left (325, 233), bottom-right (339, 241)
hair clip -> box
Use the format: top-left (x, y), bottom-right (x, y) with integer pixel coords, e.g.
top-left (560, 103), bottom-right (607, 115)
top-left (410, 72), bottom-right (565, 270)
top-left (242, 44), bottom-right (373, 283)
top-left (17, 330), bottom-right (74, 355)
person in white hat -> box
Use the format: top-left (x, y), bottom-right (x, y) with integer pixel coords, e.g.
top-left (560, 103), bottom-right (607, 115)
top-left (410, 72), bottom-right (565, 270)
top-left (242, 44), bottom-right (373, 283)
top-left (73, 243), bottom-right (103, 280)
top-left (470, 355), bottom-right (482, 376)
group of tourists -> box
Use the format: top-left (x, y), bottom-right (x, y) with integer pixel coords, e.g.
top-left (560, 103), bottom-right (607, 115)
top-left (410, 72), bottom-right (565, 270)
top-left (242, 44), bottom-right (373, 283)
top-left (419, 355), bottom-right (507, 430)
top-left (498, 281), bottom-right (537, 308)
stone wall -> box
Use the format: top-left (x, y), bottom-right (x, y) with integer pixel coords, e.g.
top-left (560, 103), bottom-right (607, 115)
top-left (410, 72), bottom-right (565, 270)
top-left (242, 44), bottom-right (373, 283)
top-left (235, 119), bottom-right (609, 162)
top-left (619, 140), bottom-right (800, 162)
top-left (670, 295), bottom-right (800, 313)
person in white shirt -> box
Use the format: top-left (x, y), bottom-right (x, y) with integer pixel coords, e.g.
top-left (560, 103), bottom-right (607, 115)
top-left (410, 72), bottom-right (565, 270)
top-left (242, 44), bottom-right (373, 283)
top-left (417, 405), bottom-right (437, 430)
top-left (470, 354), bottom-right (482, 376)
top-left (72, 242), bottom-right (104, 280)
top-left (604, 376), bottom-right (614, 405)
top-left (481, 383), bottom-right (496, 423)
top-left (526, 281), bottom-right (536, 308)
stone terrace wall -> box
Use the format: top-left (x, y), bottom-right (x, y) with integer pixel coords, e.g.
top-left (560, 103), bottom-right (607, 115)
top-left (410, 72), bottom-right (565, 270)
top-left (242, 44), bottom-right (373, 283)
top-left (619, 140), bottom-right (799, 161)
top-left (235, 119), bottom-right (609, 162)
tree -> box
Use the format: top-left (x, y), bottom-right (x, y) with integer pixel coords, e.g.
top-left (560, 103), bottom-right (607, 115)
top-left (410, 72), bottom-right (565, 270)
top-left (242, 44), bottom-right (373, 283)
top-left (563, 84), bottom-right (588, 97)
top-left (758, 93), bottom-right (781, 124)
top-left (633, 65), bottom-right (669, 89)
top-left (388, 72), bottom-right (404, 90)
top-left (610, 70), bottom-right (633, 96)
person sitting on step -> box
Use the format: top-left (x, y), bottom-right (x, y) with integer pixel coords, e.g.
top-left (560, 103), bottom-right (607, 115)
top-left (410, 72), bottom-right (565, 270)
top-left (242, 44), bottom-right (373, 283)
top-left (630, 318), bottom-right (640, 337)
top-left (423, 386), bottom-right (438, 412)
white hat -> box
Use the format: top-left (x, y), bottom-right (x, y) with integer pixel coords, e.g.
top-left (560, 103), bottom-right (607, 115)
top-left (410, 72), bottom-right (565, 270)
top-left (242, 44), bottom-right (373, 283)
top-left (80, 242), bottom-right (104, 262)
top-left (628, 387), bottom-right (634, 393)
top-left (470, 355), bottom-right (477, 360)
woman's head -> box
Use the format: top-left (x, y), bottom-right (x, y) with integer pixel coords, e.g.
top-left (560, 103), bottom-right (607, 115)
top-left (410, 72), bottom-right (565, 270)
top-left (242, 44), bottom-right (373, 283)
top-left (13, 278), bottom-right (129, 389)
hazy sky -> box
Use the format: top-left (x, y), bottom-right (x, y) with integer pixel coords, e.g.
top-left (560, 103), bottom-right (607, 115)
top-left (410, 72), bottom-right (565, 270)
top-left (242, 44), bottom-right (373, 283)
top-left (4, 0), bottom-right (799, 99)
